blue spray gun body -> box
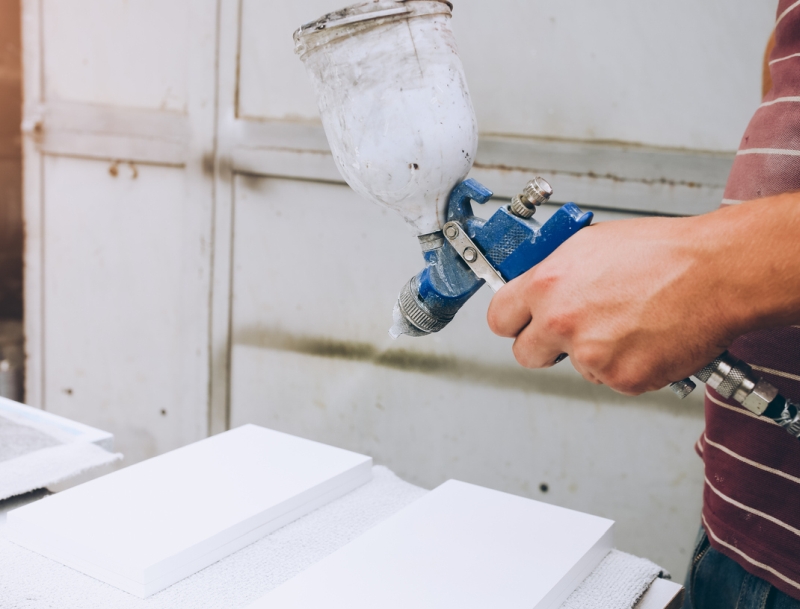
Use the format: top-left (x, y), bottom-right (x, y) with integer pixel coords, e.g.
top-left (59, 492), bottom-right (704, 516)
top-left (390, 178), bottom-right (594, 338)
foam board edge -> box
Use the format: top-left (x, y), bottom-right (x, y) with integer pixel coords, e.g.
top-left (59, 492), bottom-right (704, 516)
top-left (538, 525), bottom-right (615, 609)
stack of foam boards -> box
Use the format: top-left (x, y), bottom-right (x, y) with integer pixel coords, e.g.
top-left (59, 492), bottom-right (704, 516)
top-left (7, 424), bottom-right (372, 597)
top-left (248, 480), bottom-right (614, 609)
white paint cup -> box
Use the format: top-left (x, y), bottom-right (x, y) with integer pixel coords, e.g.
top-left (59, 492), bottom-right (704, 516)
top-left (294, 1), bottom-right (478, 236)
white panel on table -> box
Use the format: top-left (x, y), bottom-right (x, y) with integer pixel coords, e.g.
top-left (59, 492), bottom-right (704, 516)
top-left (42, 0), bottom-right (190, 111)
top-left (43, 156), bottom-right (209, 464)
top-left (237, 0), bottom-right (775, 150)
top-left (228, 175), bottom-right (705, 578)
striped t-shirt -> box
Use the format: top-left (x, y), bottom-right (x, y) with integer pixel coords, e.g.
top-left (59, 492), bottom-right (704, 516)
top-left (696, 0), bottom-right (800, 599)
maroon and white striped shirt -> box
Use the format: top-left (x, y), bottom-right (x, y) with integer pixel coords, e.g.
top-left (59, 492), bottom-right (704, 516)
top-left (696, 0), bottom-right (800, 599)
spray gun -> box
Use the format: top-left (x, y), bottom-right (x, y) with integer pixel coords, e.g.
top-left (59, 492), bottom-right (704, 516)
top-left (294, 0), bottom-right (800, 439)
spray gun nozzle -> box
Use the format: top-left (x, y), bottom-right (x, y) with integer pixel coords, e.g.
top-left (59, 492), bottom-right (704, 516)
top-left (390, 281), bottom-right (446, 339)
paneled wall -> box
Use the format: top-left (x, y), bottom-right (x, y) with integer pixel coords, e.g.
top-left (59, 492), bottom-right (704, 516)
top-left (23, 0), bottom-right (777, 578)
top-left (22, 0), bottom-right (217, 462)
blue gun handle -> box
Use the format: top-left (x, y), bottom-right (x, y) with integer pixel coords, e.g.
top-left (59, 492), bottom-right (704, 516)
top-left (498, 203), bottom-right (594, 282)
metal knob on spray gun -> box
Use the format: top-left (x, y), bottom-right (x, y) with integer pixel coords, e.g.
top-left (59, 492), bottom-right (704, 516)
top-left (509, 177), bottom-right (554, 219)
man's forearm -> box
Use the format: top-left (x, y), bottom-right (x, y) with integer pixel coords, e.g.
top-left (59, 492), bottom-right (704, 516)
top-left (695, 192), bottom-right (800, 336)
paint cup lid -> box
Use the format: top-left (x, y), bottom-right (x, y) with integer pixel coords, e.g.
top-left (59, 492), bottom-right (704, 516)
top-left (294, 1), bottom-right (452, 58)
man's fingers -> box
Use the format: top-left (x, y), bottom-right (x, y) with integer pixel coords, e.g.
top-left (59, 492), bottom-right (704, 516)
top-left (571, 359), bottom-right (604, 385)
top-left (510, 320), bottom-right (567, 369)
top-left (486, 281), bottom-right (533, 338)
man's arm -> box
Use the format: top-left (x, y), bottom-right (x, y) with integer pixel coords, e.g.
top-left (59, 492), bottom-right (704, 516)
top-left (486, 192), bottom-right (800, 396)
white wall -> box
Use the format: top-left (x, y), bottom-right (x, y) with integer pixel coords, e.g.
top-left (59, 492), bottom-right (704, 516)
top-left (42, 0), bottom-right (190, 112)
top-left (42, 157), bottom-right (209, 463)
top-left (23, 0), bottom-right (777, 580)
top-left (23, 0), bottom-right (218, 459)
top-left (240, 0), bottom-right (775, 150)
top-left (452, 0), bottom-right (771, 150)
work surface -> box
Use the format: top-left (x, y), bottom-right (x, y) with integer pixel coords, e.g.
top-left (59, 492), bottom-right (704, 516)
top-left (0, 466), bottom-right (680, 609)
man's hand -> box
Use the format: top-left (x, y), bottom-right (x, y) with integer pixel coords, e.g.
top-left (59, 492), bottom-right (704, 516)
top-left (486, 195), bottom-right (800, 396)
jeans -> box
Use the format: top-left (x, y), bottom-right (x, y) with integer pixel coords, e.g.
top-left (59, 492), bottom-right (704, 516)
top-left (683, 527), bottom-right (800, 609)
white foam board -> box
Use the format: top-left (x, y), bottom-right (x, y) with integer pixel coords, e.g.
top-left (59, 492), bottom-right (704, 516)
top-left (248, 480), bottom-right (613, 609)
top-left (0, 397), bottom-right (114, 450)
top-left (7, 424), bottom-right (372, 597)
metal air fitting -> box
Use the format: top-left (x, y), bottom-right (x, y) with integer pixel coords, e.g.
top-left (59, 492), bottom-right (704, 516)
top-left (669, 378), bottom-right (697, 399)
top-left (671, 351), bottom-right (800, 440)
top-left (774, 400), bottom-right (800, 439)
top-left (510, 177), bottom-right (553, 219)
top-left (693, 353), bottom-right (778, 416)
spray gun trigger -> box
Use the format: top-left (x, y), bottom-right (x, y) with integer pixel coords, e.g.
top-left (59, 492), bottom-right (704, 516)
top-left (442, 221), bottom-right (506, 293)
